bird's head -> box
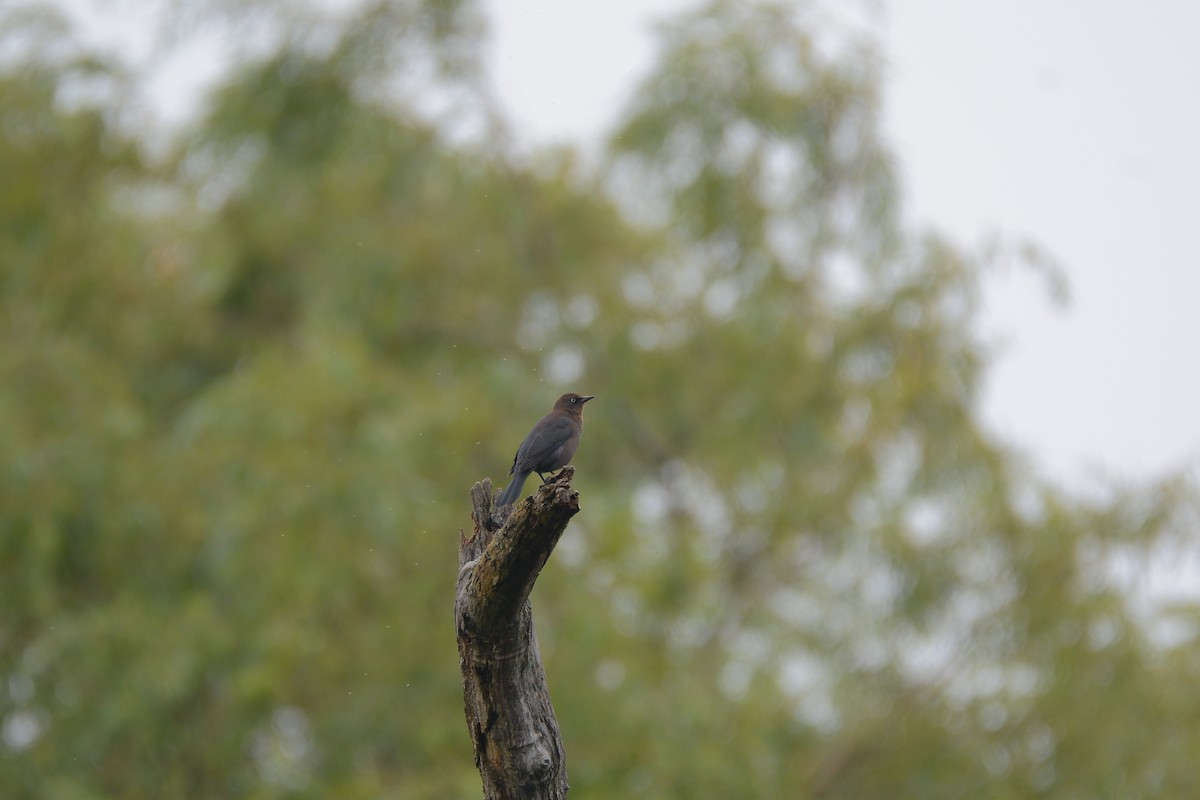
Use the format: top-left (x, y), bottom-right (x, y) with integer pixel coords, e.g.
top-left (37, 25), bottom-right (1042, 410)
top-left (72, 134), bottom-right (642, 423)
top-left (555, 393), bottom-right (595, 415)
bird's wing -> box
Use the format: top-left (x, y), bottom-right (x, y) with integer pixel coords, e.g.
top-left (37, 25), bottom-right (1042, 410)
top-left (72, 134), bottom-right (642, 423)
top-left (515, 416), bottom-right (573, 472)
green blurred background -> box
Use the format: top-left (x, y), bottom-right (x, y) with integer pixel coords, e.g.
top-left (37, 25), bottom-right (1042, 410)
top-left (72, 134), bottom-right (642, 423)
top-left (2, 1), bottom-right (1198, 797)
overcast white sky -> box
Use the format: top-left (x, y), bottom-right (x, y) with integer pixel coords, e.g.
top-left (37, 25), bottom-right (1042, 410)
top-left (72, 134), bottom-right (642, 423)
top-left (55, 0), bottom-right (1200, 489)
top-left (481, 0), bottom-right (1200, 489)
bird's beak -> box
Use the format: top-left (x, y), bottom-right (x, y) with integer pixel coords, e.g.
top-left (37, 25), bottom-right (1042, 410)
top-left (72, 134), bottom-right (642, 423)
top-left (581, 395), bottom-right (595, 403)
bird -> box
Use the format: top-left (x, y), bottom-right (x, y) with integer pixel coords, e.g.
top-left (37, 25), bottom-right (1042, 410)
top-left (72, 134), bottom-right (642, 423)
top-left (496, 393), bottom-right (595, 507)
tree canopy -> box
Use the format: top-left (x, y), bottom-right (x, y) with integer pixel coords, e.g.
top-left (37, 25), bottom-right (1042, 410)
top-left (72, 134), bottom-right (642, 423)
top-left (2, 1), bottom-right (1197, 797)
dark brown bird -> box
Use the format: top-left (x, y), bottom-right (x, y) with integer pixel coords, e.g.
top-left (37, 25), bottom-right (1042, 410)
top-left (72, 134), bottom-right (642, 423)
top-left (497, 393), bottom-right (594, 506)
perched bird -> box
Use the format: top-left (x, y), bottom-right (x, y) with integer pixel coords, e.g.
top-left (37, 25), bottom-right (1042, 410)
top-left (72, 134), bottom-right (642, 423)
top-left (497, 393), bottom-right (594, 507)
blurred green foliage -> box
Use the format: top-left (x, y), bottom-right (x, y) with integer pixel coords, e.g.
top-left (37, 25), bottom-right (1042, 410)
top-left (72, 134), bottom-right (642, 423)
top-left (2, 1), bottom-right (1198, 797)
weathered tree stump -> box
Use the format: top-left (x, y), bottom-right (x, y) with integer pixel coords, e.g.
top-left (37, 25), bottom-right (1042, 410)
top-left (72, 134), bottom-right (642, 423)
top-left (456, 467), bottom-right (579, 799)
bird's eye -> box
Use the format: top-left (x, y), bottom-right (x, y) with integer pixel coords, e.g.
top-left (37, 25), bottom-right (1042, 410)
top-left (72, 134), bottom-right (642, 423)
top-left (570, 397), bottom-right (577, 403)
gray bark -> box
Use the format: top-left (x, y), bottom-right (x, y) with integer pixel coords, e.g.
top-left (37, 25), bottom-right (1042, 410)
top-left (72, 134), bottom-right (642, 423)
top-left (456, 467), bottom-right (579, 799)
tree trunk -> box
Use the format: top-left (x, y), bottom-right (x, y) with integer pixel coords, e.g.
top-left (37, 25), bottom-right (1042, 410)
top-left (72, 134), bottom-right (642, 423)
top-left (456, 467), bottom-right (579, 799)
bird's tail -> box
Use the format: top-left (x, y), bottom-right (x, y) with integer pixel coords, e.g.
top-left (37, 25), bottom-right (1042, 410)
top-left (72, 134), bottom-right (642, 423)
top-left (497, 471), bottom-right (530, 507)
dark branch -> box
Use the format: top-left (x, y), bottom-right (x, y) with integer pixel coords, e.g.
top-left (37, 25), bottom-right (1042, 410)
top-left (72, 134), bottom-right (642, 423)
top-left (456, 467), bottom-right (578, 799)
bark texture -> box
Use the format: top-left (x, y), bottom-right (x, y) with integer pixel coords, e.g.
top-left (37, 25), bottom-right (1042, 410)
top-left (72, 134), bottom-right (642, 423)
top-left (456, 467), bottom-right (579, 799)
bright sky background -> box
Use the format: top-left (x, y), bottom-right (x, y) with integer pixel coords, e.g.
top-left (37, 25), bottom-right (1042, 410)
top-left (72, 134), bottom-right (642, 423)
top-left (480, 0), bottom-right (1200, 490)
top-left (54, 0), bottom-right (1200, 490)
